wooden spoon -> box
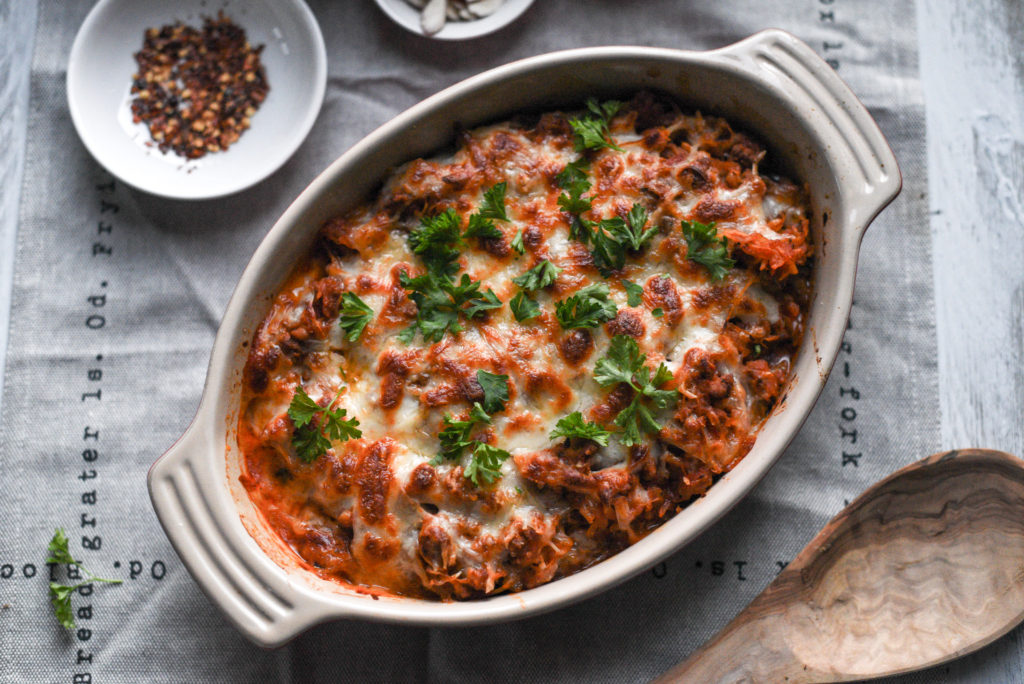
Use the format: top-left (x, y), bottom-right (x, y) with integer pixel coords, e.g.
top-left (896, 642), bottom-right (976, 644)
top-left (654, 449), bottom-right (1024, 683)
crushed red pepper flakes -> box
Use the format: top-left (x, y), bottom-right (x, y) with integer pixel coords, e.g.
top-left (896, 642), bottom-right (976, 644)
top-left (130, 12), bottom-right (269, 160)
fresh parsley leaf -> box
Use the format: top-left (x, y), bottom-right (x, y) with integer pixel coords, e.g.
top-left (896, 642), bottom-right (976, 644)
top-left (589, 203), bottom-right (659, 274)
top-left (286, 385), bottom-right (323, 429)
top-left (549, 412), bottom-right (612, 446)
top-left (433, 402), bottom-right (491, 463)
top-left (652, 308), bottom-right (664, 318)
top-left (430, 382), bottom-right (509, 486)
top-left (50, 583), bottom-right (76, 630)
top-left (555, 283), bottom-right (617, 329)
top-left (436, 413), bottom-right (479, 462)
top-left (512, 260), bottom-right (562, 292)
top-left (476, 182), bottom-right (509, 221)
top-left (400, 270), bottom-right (502, 342)
top-left (323, 410), bottom-right (362, 442)
top-left (46, 527), bottom-right (75, 565)
top-left (569, 98), bottom-right (624, 153)
top-left (469, 401), bottom-right (491, 423)
top-left (511, 229), bottom-right (525, 254)
top-left (569, 215), bottom-right (595, 245)
top-left (753, 343), bottom-right (763, 356)
top-left (623, 280), bottom-right (644, 307)
top-left (476, 370), bottom-right (510, 414)
top-left (463, 214), bottom-right (503, 241)
top-left (623, 205), bottom-right (658, 250)
top-left (47, 528), bottom-right (121, 630)
top-left (589, 220), bottom-right (627, 273)
top-left (288, 386), bottom-right (361, 463)
top-left (681, 219), bottom-right (735, 281)
top-left (587, 98), bottom-right (622, 122)
top-left (291, 421), bottom-right (331, 462)
top-left (556, 159), bottom-right (595, 243)
top-left (509, 292), bottom-right (542, 322)
top-left (462, 287), bottom-right (503, 319)
top-left (594, 334), bottom-right (644, 387)
top-left (555, 158), bottom-right (590, 191)
top-left (408, 208), bottom-right (464, 277)
top-left (338, 292), bottom-right (373, 342)
top-left (570, 117), bottom-right (614, 152)
top-left (464, 443), bottom-right (511, 486)
top-left (401, 270), bottom-right (461, 342)
top-left (396, 324), bottom-right (417, 345)
top-left (613, 399), bottom-right (661, 447)
top-left (593, 335), bottom-right (680, 446)
top-left (463, 183), bottom-right (510, 243)
top-left (557, 180), bottom-right (593, 215)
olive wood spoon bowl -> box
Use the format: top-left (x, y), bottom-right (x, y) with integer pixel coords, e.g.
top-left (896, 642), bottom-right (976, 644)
top-left (654, 448), bottom-right (1024, 683)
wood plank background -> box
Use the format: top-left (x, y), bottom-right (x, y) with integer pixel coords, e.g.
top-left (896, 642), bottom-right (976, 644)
top-left (906, 0), bottom-right (1024, 681)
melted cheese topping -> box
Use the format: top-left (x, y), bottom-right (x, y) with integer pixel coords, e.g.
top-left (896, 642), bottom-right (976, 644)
top-left (238, 93), bottom-right (812, 599)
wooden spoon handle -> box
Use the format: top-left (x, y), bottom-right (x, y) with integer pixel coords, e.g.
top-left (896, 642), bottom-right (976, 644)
top-left (652, 610), bottom-right (835, 683)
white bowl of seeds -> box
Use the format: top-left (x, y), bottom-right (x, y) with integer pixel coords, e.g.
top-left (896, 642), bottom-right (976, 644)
top-left (373, 0), bottom-right (535, 40)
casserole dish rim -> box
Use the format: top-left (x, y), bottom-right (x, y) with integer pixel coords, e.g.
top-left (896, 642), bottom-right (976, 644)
top-left (148, 29), bottom-right (901, 647)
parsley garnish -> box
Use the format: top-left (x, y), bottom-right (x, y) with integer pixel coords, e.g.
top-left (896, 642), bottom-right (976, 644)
top-left (408, 208), bottom-right (464, 277)
top-left (464, 443), bottom-right (511, 486)
top-left (435, 404), bottom-right (490, 462)
top-left (47, 528), bottom-right (121, 630)
top-left (464, 182), bottom-right (510, 242)
top-left (652, 308), bottom-right (664, 318)
top-left (589, 204), bottom-right (659, 274)
top-left (509, 292), bottom-right (541, 322)
top-left (476, 182), bottom-right (509, 221)
top-left (513, 260), bottom-right (562, 291)
top-left (555, 283), bottom-right (617, 329)
top-left (401, 198), bottom-right (507, 343)
top-left (623, 280), bottom-right (644, 307)
top-left (569, 98), bottom-right (623, 153)
top-left (556, 159), bottom-right (593, 214)
top-left (556, 159), bottom-right (594, 242)
top-left (681, 219), bottom-right (735, 281)
top-left (476, 370), bottom-right (510, 414)
top-left (288, 385), bottom-right (361, 463)
top-left (587, 98), bottom-right (623, 124)
top-left (399, 271), bottom-right (502, 343)
top-left (338, 292), bottom-right (373, 342)
top-left (511, 229), bottom-right (525, 254)
top-left (462, 286), bottom-right (503, 319)
top-left (622, 205), bottom-right (658, 250)
top-left (593, 335), bottom-right (679, 446)
top-left (432, 372), bottom-right (510, 485)
top-left (549, 412), bottom-right (612, 447)
top-left (556, 158), bottom-right (590, 190)
top-left (464, 214), bottom-right (503, 240)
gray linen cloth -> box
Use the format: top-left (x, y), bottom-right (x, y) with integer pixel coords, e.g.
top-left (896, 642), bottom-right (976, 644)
top-left (0, 0), bottom-right (937, 681)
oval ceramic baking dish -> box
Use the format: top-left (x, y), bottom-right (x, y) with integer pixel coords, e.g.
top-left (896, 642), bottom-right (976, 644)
top-left (148, 29), bottom-right (900, 647)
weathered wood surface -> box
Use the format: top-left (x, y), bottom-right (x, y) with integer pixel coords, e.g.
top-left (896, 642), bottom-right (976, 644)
top-left (911, 0), bottom-right (1024, 681)
top-left (654, 450), bottom-right (1024, 683)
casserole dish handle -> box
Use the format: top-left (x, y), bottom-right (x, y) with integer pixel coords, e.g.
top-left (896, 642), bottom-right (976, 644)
top-left (715, 29), bottom-right (902, 235)
top-left (149, 419), bottom-right (337, 648)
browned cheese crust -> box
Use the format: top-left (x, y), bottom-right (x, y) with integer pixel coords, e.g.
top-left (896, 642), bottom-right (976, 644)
top-left (238, 92), bottom-right (812, 599)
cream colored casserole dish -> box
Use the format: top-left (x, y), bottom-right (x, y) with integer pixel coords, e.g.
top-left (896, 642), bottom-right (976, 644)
top-left (149, 30), bottom-right (900, 647)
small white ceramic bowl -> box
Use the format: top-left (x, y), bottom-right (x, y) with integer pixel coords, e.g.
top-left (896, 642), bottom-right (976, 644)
top-left (373, 0), bottom-right (535, 40)
top-left (67, 0), bottom-right (326, 200)
top-left (149, 30), bottom-right (900, 647)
